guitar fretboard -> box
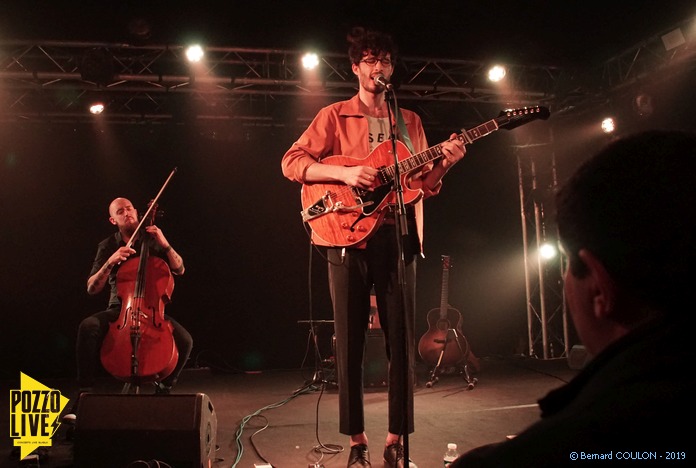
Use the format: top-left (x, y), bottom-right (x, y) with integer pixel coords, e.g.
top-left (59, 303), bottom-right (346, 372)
top-left (439, 256), bottom-right (451, 318)
top-left (381, 119), bottom-right (499, 181)
top-left (439, 269), bottom-right (450, 312)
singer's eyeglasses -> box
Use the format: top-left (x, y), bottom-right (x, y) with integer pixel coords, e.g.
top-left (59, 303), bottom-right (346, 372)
top-left (360, 57), bottom-right (393, 67)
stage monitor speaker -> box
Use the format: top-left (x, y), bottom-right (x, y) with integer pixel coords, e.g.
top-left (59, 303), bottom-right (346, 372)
top-left (364, 329), bottom-right (388, 387)
top-left (73, 393), bottom-right (217, 468)
top-left (331, 329), bottom-right (389, 388)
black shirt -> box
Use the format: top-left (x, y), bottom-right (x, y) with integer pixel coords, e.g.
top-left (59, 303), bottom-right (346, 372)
top-left (89, 232), bottom-right (169, 308)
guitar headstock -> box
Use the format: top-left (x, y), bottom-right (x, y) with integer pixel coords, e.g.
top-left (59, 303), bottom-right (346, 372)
top-left (441, 255), bottom-right (451, 271)
top-left (496, 106), bottom-right (550, 130)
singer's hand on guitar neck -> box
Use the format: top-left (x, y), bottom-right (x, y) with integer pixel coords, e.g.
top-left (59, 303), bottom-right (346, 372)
top-left (440, 132), bottom-right (466, 169)
top-left (423, 132), bottom-right (466, 190)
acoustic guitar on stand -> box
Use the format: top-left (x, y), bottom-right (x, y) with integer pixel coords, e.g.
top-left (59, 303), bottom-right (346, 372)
top-left (418, 255), bottom-right (479, 388)
top-left (300, 106), bottom-right (550, 247)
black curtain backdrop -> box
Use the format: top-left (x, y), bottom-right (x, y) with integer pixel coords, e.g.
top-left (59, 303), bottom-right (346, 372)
top-left (2, 77), bottom-right (695, 380)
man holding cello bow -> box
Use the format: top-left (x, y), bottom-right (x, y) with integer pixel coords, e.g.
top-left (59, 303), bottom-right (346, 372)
top-left (66, 197), bottom-right (193, 420)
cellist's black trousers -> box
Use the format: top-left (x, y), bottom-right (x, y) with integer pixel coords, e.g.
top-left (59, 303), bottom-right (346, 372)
top-left (76, 308), bottom-right (193, 389)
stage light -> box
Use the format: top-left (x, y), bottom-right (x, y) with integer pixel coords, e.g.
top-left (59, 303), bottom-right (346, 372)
top-left (127, 17), bottom-right (152, 42)
top-left (601, 117), bottom-right (615, 134)
top-left (488, 65), bottom-right (506, 82)
top-left (301, 52), bottom-right (320, 70)
top-left (185, 45), bottom-right (205, 63)
top-left (89, 102), bottom-right (105, 115)
top-left (633, 93), bottom-right (653, 117)
top-left (539, 242), bottom-right (558, 261)
top-left (661, 27), bottom-right (686, 51)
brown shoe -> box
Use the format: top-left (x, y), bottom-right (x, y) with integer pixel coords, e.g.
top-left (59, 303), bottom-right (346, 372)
top-left (348, 443), bottom-right (371, 467)
top-left (383, 443), bottom-right (404, 468)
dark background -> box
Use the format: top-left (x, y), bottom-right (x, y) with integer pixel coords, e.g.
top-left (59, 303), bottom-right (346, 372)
top-left (2, 1), bottom-right (695, 379)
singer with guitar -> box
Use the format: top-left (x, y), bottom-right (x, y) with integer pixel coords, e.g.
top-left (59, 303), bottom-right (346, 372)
top-left (281, 27), bottom-right (465, 468)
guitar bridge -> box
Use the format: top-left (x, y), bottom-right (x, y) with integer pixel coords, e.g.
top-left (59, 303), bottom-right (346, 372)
top-left (301, 189), bottom-right (373, 222)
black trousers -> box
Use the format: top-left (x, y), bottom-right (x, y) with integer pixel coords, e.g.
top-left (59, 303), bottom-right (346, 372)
top-left (76, 307), bottom-right (193, 389)
top-left (328, 223), bottom-right (418, 436)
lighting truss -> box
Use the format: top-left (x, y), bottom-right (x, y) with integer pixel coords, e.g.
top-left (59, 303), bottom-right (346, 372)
top-left (0, 40), bottom-right (561, 128)
top-left (2, 13), bottom-right (695, 127)
top-left (514, 137), bottom-right (569, 360)
top-left (554, 14), bottom-right (696, 117)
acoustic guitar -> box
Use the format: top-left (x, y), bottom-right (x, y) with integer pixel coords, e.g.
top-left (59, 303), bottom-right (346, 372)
top-left (418, 255), bottom-right (477, 370)
top-left (300, 106), bottom-right (550, 247)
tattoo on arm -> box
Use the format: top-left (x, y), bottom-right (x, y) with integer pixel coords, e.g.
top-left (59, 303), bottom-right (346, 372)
top-left (87, 262), bottom-right (112, 294)
top-left (165, 247), bottom-right (185, 275)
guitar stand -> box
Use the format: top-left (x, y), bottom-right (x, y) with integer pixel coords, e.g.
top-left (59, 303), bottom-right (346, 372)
top-left (425, 327), bottom-right (478, 390)
top-left (294, 364), bottom-right (336, 395)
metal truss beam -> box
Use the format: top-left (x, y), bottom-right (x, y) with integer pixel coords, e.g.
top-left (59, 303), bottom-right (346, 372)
top-left (515, 132), bottom-right (569, 360)
top-left (602, 15), bottom-right (696, 90)
top-left (554, 15), bottom-right (696, 117)
top-left (511, 15), bottom-right (695, 360)
top-left (3, 12), bottom-right (693, 129)
top-left (0, 40), bottom-right (561, 128)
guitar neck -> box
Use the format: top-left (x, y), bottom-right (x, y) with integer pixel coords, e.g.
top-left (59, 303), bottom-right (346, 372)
top-left (382, 106), bottom-right (549, 182)
top-left (439, 268), bottom-right (450, 314)
top-left (439, 256), bottom-right (451, 317)
top-left (384, 118), bottom-right (500, 181)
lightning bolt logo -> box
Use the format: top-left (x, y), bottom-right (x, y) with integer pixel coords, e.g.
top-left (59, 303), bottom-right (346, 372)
top-left (9, 373), bottom-right (70, 461)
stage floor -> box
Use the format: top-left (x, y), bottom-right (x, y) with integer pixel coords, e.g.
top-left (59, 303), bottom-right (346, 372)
top-left (2, 356), bottom-right (578, 468)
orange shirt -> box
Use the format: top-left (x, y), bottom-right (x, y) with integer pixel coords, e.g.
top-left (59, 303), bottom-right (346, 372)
top-left (281, 94), bottom-right (444, 250)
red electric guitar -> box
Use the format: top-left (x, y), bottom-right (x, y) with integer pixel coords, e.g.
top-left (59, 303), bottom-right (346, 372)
top-left (300, 106), bottom-right (550, 247)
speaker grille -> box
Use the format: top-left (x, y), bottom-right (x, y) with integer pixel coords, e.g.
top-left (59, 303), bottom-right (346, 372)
top-left (74, 393), bottom-right (216, 468)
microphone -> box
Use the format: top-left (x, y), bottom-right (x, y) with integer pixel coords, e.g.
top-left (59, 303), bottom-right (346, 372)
top-left (374, 73), bottom-right (393, 90)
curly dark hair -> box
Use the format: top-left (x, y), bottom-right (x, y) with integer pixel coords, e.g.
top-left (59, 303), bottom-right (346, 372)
top-left (347, 26), bottom-right (398, 64)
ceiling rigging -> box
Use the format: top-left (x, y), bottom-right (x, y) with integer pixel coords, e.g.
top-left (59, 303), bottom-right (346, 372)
top-left (1, 14), bottom-right (694, 130)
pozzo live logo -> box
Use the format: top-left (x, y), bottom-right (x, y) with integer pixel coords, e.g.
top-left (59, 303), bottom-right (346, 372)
top-left (9, 372), bottom-right (70, 461)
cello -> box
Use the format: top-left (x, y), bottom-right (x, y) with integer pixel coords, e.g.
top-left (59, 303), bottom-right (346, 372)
top-left (100, 169), bottom-right (179, 386)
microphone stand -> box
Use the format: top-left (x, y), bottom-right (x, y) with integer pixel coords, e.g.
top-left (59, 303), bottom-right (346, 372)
top-left (383, 84), bottom-right (412, 464)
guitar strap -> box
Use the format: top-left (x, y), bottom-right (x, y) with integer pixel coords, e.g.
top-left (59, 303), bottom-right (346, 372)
top-left (394, 104), bottom-right (424, 249)
top-left (396, 108), bottom-right (415, 154)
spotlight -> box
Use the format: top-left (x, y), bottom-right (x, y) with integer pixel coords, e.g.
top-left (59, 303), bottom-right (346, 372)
top-left (127, 17), bottom-right (152, 42)
top-left (539, 242), bottom-right (557, 261)
top-left (633, 94), bottom-right (653, 117)
top-left (487, 65), bottom-right (506, 82)
top-left (301, 52), bottom-right (320, 70)
top-left (661, 27), bottom-right (686, 51)
top-left (185, 45), bottom-right (205, 63)
top-left (89, 102), bottom-right (105, 115)
top-left (601, 117), bottom-right (615, 134)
